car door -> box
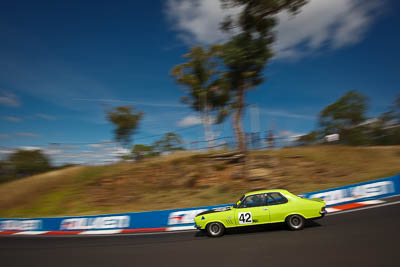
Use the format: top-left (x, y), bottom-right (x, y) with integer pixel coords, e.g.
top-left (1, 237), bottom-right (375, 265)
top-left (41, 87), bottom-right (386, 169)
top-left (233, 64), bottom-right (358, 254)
top-left (234, 193), bottom-right (270, 226)
top-left (266, 192), bottom-right (290, 223)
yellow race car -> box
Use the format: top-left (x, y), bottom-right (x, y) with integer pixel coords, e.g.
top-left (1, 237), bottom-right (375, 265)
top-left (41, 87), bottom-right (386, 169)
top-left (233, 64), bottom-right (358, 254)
top-left (194, 189), bottom-right (326, 237)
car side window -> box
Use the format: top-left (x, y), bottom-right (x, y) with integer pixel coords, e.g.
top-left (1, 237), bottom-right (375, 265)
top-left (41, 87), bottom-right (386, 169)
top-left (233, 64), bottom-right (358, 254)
top-left (267, 193), bottom-right (288, 205)
top-left (238, 194), bottom-right (267, 208)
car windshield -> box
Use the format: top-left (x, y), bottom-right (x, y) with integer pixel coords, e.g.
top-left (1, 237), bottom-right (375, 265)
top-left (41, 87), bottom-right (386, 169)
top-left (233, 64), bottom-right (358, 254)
top-left (233, 195), bottom-right (245, 208)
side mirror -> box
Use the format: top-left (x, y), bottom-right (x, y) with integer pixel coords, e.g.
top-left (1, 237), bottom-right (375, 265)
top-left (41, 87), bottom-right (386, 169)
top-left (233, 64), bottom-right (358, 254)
top-left (233, 201), bottom-right (240, 208)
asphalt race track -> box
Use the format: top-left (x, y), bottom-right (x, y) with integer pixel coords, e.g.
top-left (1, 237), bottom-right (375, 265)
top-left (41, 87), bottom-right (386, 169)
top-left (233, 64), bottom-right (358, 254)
top-left (1, 200), bottom-right (399, 267)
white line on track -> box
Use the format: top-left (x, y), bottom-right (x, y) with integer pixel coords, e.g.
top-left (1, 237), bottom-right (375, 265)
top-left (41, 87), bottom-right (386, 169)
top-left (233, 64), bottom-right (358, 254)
top-left (326, 200), bottom-right (400, 216)
top-left (78, 230), bottom-right (123, 235)
top-left (13, 231), bottom-right (49, 235)
top-left (360, 199), bottom-right (385, 205)
top-left (167, 226), bottom-right (196, 231)
top-left (84, 230), bottom-right (198, 237)
top-left (326, 207), bottom-right (340, 213)
top-left (7, 229), bottom-right (198, 238)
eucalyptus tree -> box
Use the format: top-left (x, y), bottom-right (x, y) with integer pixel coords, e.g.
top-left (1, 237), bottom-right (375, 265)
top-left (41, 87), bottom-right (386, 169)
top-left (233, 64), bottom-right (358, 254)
top-left (171, 46), bottom-right (229, 149)
top-left (219, 0), bottom-right (308, 152)
top-left (107, 106), bottom-right (144, 148)
top-left (7, 149), bottom-right (51, 178)
top-left (153, 132), bottom-right (185, 153)
top-left (319, 90), bottom-right (368, 136)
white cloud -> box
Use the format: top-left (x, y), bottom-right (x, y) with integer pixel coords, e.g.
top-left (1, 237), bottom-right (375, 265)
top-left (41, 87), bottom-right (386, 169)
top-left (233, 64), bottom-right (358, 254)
top-left (2, 142), bottom-right (133, 166)
top-left (165, 0), bottom-right (384, 59)
top-left (19, 146), bottom-right (41, 151)
top-left (73, 98), bottom-right (186, 108)
top-left (3, 116), bottom-right (21, 122)
top-left (165, 0), bottom-right (241, 45)
top-left (16, 132), bottom-right (40, 137)
top-left (87, 144), bottom-right (103, 148)
top-left (278, 130), bottom-right (305, 142)
top-left (43, 148), bottom-right (62, 155)
top-left (110, 147), bottom-right (130, 157)
top-left (177, 115), bottom-right (203, 127)
top-left (259, 108), bottom-right (315, 120)
top-left (36, 113), bottom-right (56, 120)
top-left (0, 89), bottom-right (20, 107)
top-left (274, 0), bottom-right (384, 58)
top-left (0, 149), bottom-right (13, 154)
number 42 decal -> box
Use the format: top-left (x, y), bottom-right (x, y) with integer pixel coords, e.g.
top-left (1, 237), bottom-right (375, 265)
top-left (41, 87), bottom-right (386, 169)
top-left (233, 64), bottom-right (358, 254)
top-left (238, 212), bottom-right (252, 224)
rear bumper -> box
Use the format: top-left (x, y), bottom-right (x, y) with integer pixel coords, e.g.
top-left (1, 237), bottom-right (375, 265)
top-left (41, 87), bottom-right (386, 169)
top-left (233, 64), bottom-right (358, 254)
top-left (194, 224), bottom-right (202, 230)
top-left (311, 209), bottom-right (327, 220)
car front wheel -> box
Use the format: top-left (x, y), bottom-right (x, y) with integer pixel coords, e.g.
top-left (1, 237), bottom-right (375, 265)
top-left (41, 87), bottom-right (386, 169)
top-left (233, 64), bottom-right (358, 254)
top-left (206, 222), bottom-right (225, 237)
top-left (286, 215), bottom-right (305, 230)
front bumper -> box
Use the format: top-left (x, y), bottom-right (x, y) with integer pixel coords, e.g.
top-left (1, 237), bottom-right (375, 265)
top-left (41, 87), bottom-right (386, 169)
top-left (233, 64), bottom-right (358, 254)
top-left (194, 224), bottom-right (202, 230)
top-left (320, 208), bottom-right (327, 217)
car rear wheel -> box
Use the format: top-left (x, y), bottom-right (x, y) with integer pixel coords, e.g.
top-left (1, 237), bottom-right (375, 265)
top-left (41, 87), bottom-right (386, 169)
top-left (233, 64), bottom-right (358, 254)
top-left (286, 215), bottom-right (305, 230)
top-left (206, 222), bottom-right (225, 237)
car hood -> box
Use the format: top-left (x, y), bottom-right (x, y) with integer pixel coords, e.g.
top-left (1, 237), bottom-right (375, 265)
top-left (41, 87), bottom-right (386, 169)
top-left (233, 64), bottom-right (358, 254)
top-left (196, 206), bottom-right (232, 216)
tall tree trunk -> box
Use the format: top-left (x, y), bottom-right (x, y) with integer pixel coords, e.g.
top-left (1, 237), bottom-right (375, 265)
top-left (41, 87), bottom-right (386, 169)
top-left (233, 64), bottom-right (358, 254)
top-left (202, 110), bottom-right (214, 150)
top-left (234, 87), bottom-right (246, 153)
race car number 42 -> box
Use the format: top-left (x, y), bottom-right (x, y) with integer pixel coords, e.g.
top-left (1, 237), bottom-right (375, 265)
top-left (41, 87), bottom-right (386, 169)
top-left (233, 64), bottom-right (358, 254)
top-left (238, 212), bottom-right (252, 224)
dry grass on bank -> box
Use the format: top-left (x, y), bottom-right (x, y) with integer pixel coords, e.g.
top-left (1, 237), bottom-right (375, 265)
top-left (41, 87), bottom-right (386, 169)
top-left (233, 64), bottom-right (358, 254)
top-left (0, 146), bottom-right (399, 218)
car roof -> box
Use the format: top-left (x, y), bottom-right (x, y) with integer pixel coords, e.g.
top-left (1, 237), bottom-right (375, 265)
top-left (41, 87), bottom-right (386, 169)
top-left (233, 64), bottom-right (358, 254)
top-left (244, 189), bottom-right (289, 196)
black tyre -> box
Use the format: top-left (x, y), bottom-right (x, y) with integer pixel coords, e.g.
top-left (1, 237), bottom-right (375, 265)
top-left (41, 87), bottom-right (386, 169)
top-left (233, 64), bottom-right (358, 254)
top-left (286, 214), bottom-right (305, 230)
top-left (206, 222), bottom-right (225, 237)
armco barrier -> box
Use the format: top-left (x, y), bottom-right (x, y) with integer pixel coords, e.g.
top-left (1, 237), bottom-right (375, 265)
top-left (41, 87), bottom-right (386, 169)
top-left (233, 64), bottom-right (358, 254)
top-left (0, 174), bottom-right (399, 235)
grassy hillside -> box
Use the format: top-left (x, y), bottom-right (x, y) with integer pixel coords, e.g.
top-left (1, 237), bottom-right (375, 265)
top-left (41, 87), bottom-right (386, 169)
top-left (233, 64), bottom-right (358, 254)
top-left (0, 146), bottom-right (399, 218)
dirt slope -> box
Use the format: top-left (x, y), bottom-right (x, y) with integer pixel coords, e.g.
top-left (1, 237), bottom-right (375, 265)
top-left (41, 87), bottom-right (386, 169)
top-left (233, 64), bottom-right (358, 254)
top-left (0, 146), bottom-right (399, 218)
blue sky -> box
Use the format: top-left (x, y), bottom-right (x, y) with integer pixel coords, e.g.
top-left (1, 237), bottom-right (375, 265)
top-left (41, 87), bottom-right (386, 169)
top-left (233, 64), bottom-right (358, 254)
top-left (0, 0), bottom-right (399, 164)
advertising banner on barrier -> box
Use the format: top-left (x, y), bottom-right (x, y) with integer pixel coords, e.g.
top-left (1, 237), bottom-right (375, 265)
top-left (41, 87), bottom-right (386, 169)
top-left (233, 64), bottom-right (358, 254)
top-left (0, 204), bottom-right (232, 232)
top-left (299, 174), bottom-right (400, 206)
top-left (0, 174), bottom-right (399, 234)
top-left (0, 219), bottom-right (43, 231)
